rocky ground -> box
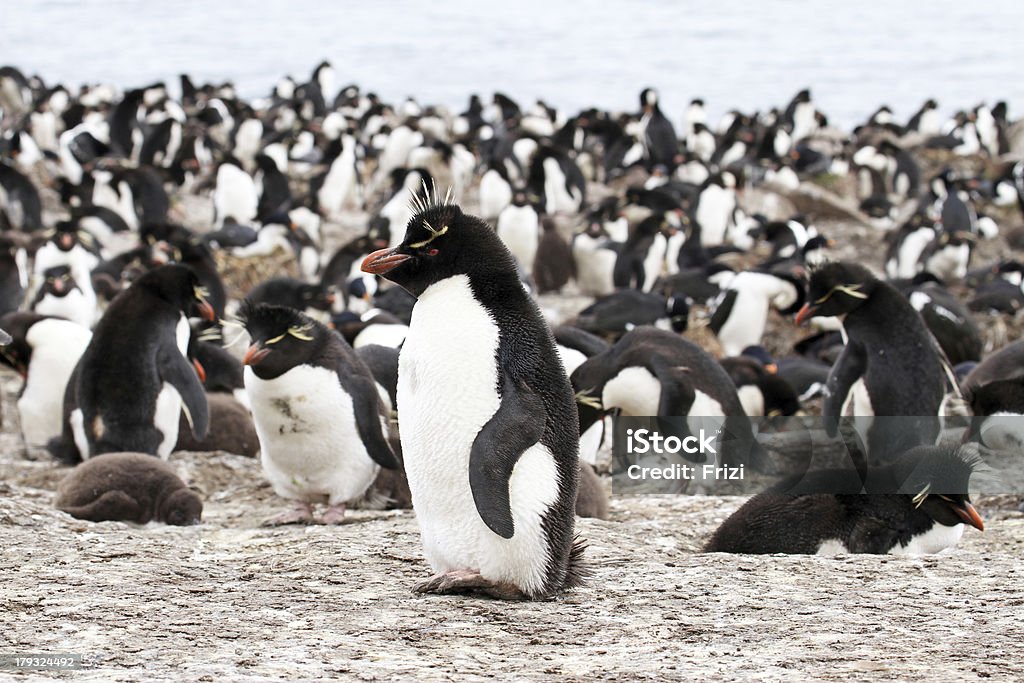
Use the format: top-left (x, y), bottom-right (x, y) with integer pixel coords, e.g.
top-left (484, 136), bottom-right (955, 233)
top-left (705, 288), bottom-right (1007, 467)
top-left (3, 150), bottom-right (1024, 680)
top-left (2, 441), bottom-right (1023, 682)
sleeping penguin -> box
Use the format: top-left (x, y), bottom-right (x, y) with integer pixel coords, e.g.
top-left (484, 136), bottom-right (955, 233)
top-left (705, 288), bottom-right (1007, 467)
top-left (705, 444), bottom-right (984, 554)
top-left (47, 265), bottom-right (214, 463)
top-left (796, 261), bottom-right (947, 462)
top-left (239, 301), bottom-right (400, 525)
top-left (361, 190), bottom-right (585, 601)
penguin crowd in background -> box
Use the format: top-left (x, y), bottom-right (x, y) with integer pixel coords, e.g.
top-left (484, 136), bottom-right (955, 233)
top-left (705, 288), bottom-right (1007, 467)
top-left (2, 63), bottom-right (1024, 593)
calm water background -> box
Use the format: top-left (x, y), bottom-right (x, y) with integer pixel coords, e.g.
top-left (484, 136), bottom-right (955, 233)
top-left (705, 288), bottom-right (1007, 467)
top-left (4, 0), bottom-right (1023, 128)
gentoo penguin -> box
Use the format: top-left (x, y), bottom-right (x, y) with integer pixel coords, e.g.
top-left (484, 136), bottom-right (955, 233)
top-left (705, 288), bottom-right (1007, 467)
top-left (533, 217), bottom-right (574, 294)
top-left (361, 194), bottom-right (584, 600)
top-left (55, 452), bottom-right (203, 526)
top-left (239, 301), bottom-right (399, 525)
top-left (705, 445), bottom-right (984, 554)
top-left (0, 312), bottom-right (92, 447)
top-left (47, 265), bottom-right (214, 463)
top-left (796, 262), bottom-right (946, 460)
top-left (495, 189), bottom-right (541, 277)
top-left (569, 326), bottom-right (762, 469)
top-left (709, 268), bottom-right (805, 356)
top-left (575, 289), bottom-right (689, 338)
top-left (31, 265), bottom-right (97, 328)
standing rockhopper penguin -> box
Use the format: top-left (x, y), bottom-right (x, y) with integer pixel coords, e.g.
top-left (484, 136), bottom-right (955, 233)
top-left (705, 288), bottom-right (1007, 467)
top-left (362, 189), bottom-right (586, 600)
top-left (239, 301), bottom-right (400, 525)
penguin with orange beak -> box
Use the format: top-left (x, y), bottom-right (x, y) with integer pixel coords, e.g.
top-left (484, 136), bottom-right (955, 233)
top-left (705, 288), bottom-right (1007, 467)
top-left (47, 265), bottom-right (213, 463)
top-left (796, 261), bottom-right (947, 461)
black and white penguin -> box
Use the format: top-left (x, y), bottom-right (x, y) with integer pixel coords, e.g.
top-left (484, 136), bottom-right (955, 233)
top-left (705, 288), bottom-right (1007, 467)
top-left (0, 311), bottom-right (92, 447)
top-left (31, 265), bottom-right (97, 328)
top-left (313, 134), bottom-right (360, 218)
top-left (885, 213), bottom-right (937, 279)
top-left (245, 277), bottom-right (334, 314)
top-left (527, 146), bottom-right (585, 215)
top-left (705, 445), bottom-right (984, 554)
top-left (47, 264), bottom-right (214, 463)
top-left (575, 289), bottom-right (688, 338)
top-left (572, 205), bottom-right (626, 297)
top-left (796, 262), bottom-right (946, 460)
top-left (569, 326), bottom-right (762, 469)
top-left (898, 274), bottom-right (982, 366)
top-left (0, 234), bottom-right (27, 315)
top-left (719, 353), bottom-right (800, 417)
top-left (638, 87), bottom-right (679, 171)
top-left (361, 194), bottom-right (585, 600)
top-left (255, 152), bottom-right (292, 223)
top-left (709, 268), bottom-right (805, 356)
top-left (55, 452), bottom-right (203, 525)
top-left (962, 341), bottom-right (1024, 450)
top-left (478, 159), bottom-right (513, 220)
top-left (0, 159), bottom-right (43, 231)
top-left (613, 214), bottom-right (673, 292)
top-left (495, 189), bottom-right (541, 278)
top-left (213, 157), bottom-right (258, 227)
top-left (239, 301), bottom-right (399, 525)
top-left (906, 99), bottom-right (941, 136)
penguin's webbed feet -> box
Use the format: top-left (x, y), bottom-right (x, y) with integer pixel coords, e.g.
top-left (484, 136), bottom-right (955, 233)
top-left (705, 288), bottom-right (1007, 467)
top-left (320, 503), bottom-right (347, 525)
top-left (262, 502), bottom-right (316, 526)
top-left (414, 570), bottom-right (528, 601)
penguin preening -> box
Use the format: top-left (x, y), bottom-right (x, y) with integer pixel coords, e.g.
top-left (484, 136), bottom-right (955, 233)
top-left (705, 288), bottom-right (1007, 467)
top-left (361, 192), bottom-right (585, 600)
top-left (47, 265), bottom-right (214, 463)
top-left (240, 301), bottom-right (399, 525)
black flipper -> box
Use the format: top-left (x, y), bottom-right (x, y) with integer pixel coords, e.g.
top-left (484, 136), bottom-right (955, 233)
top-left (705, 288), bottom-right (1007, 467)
top-left (347, 372), bottom-right (400, 469)
top-left (469, 373), bottom-right (547, 539)
top-left (823, 340), bottom-right (867, 436)
top-left (157, 344), bottom-right (209, 440)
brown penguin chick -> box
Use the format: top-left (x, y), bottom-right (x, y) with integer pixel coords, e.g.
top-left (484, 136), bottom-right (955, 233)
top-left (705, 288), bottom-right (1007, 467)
top-left (533, 217), bottom-right (574, 293)
top-left (575, 461), bottom-right (609, 520)
top-left (175, 393), bottom-right (259, 457)
top-left (55, 452), bottom-right (203, 525)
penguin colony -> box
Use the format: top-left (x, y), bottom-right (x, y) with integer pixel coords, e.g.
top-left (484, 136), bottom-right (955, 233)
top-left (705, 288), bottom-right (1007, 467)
top-left (2, 62), bottom-right (1022, 597)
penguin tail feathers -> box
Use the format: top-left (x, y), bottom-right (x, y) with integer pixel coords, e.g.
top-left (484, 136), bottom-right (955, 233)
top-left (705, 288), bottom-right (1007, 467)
top-left (562, 534), bottom-right (590, 590)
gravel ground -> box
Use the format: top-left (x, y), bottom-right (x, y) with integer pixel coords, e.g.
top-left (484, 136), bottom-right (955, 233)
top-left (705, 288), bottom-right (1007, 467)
top-left (2, 152), bottom-right (1024, 681)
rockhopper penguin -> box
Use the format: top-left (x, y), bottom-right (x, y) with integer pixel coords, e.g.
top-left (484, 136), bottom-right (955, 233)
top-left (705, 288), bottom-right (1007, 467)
top-left (362, 188), bottom-right (585, 600)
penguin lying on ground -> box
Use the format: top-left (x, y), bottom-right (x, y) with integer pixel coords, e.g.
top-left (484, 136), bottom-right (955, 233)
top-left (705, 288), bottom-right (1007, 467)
top-left (362, 191), bottom-right (585, 600)
top-left (704, 444), bottom-right (984, 554)
top-left (239, 301), bottom-right (399, 525)
top-left (575, 289), bottom-right (689, 338)
top-left (48, 265), bottom-right (214, 463)
top-left (55, 452), bottom-right (203, 526)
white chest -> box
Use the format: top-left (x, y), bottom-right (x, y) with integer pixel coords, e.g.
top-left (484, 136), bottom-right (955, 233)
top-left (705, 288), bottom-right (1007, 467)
top-left (245, 363), bottom-right (379, 504)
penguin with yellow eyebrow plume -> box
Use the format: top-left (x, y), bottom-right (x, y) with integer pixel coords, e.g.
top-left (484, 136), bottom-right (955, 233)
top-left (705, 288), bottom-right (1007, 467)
top-left (238, 301), bottom-right (399, 526)
top-left (361, 186), bottom-right (586, 600)
top-left (795, 261), bottom-right (948, 462)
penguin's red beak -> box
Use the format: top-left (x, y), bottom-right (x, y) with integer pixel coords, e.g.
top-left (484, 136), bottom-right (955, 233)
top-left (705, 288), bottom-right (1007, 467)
top-left (794, 303), bottom-right (817, 326)
top-left (196, 300), bottom-right (216, 322)
top-left (192, 358), bottom-right (207, 383)
top-left (361, 248), bottom-right (411, 275)
top-left (953, 501), bottom-right (985, 531)
top-left (243, 343), bottom-right (271, 366)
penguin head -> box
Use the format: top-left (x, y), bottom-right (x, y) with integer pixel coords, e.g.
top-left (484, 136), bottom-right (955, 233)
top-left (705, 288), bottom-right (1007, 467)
top-left (664, 296), bottom-right (689, 333)
top-left (898, 445), bottom-right (985, 531)
top-left (160, 487), bottom-right (203, 526)
top-left (134, 264), bottom-right (216, 322)
top-left (41, 265), bottom-right (76, 297)
top-left (0, 312), bottom-right (50, 377)
top-left (796, 261), bottom-right (876, 324)
top-left (238, 301), bottom-right (327, 379)
top-left (361, 192), bottom-right (517, 297)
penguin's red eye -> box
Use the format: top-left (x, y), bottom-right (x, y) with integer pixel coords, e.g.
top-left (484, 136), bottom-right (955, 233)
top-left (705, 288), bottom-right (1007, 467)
top-left (427, 248), bottom-right (439, 257)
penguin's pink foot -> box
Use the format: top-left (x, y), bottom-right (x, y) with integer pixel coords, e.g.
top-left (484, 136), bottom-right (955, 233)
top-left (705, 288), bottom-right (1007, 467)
top-left (320, 503), bottom-right (348, 525)
top-left (414, 570), bottom-right (528, 601)
top-left (262, 502), bottom-right (315, 526)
